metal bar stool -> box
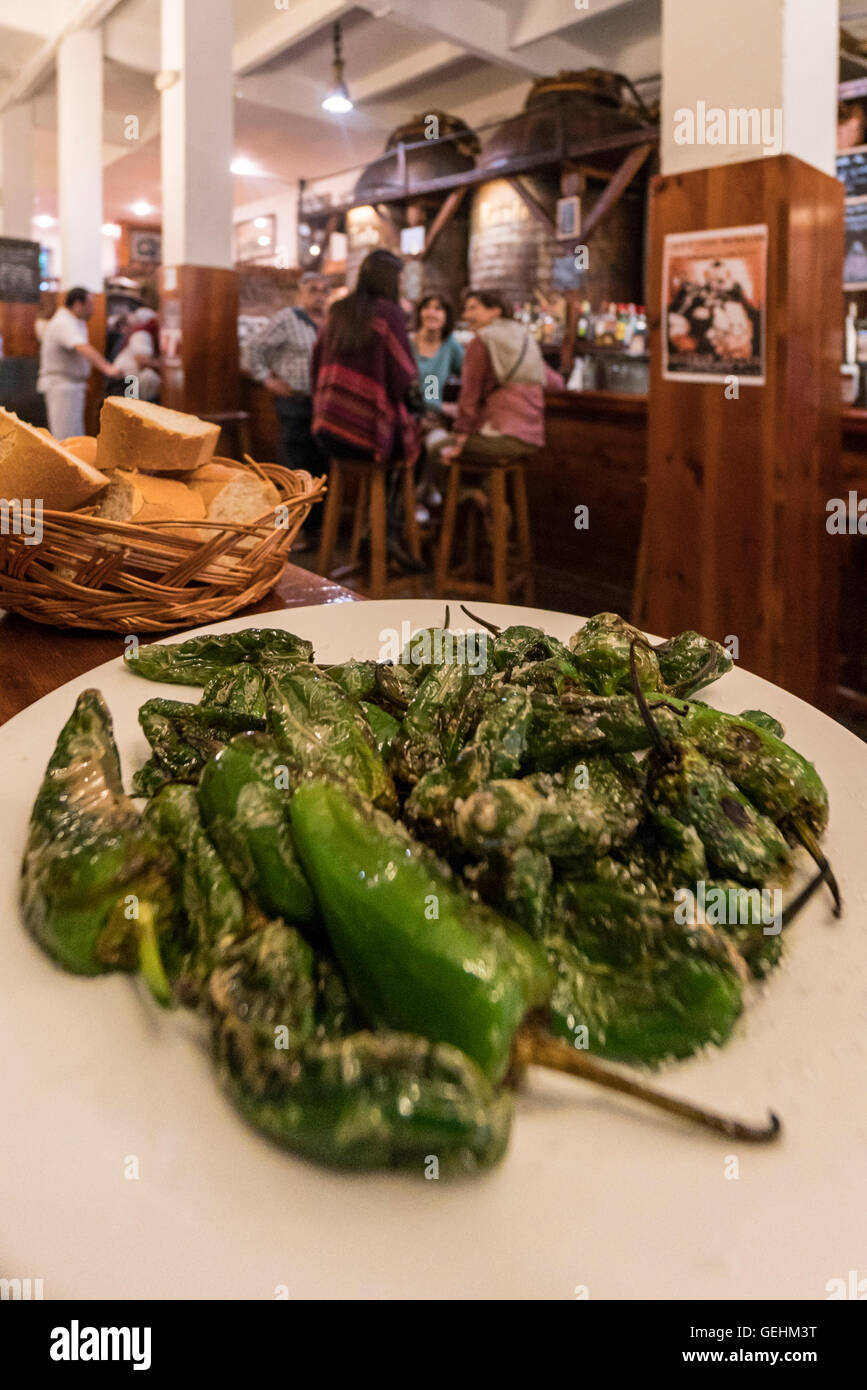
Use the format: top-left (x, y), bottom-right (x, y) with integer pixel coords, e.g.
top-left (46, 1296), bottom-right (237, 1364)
top-left (434, 453), bottom-right (535, 605)
top-left (316, 458), bottom-right (422, 599)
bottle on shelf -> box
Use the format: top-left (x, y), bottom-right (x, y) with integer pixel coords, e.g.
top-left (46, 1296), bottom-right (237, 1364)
top-left (628, 305), bottom-right (647, 355)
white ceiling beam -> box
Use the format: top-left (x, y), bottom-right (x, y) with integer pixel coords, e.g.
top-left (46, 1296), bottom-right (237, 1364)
top-left (361, 0), bottom-right (601, 77)
top-left (351, 39), bottom-right (465, 102)
top-left (0, 3), bottom-right (60, 38)
top-left (0, 0), bottom-right (125, 112)
top-left (102, 16), bottom-right (161, 75)
top-left (509, 0), bottom-right (637, 49)
top-left (237, 68), bottom-right (398, 133)
top-left (233, 0), bottom-right (354, 77)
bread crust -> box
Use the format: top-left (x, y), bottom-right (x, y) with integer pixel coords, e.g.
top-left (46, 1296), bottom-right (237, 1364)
top-left (0, 409), bottom-right (108, 511)
top-left (96, 398), bottom-right (220, 473)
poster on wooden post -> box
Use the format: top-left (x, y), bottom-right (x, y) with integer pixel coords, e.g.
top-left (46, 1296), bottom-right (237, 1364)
top-left (662, 224), bottom-right (767, 384)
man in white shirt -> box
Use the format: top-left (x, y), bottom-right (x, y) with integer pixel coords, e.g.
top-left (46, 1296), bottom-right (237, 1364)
top-left (37, 287), bottom-right (121, 438)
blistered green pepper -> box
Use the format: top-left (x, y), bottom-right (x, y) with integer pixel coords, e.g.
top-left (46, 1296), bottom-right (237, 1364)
top-left (390, 660), bottom-right (488, 785)
top-left (200, 664), bottom-right (268, 719)
top-left (197, 733), bottom-right (317, 926)
top-left (323, 660), bottom-right (379, 703)
top-left (653, 630), bottom-right (732, 697)
top-left (648, 742), bottom-right (792, 885)
top-left (290, 782), bottom-right (552, 1084)
top-left (543, 931), bottom-right (743, 1065)
top-left (454, 756), bottom-right (644, 862)
top-left (359, 700), bottom-right (400, 756)
top-left (133, 697), bottom-right (265, 795)
top-left (215, 1019), bottom-right (512, 1173)
top-left (738, 709), bottom-right (784, 740)
top-left (125, 628), bottom-right (313, 686)
top-left (20, 690), bottom-right (176, 993)
top-left (143, 783), bottom-right (246, 977)
top-left (264, 663), bottom-right (396, 811)
top-left (569, 613), bottom-right (664, 695)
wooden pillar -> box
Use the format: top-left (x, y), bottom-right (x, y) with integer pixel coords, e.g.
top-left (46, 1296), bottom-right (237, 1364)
top-left (158, 265), bottom-right (239, 414)
top-left (633, 155), bottom-right (843, 709)
top-left (84, 292), bottom-right (107, 435)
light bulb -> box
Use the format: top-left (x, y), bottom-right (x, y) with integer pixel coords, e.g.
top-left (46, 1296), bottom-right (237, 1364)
top-left (322, 92), bottom-right (353, 114)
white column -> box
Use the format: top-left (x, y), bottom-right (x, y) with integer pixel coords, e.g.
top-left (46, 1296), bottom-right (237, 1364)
top-left (57, 29), bottom-right (104, 289)
top-left (661, 0), bottom-right (839, 177)
top-left (1, 103), bottom-right (34, 238)
top-left (161, 0), bottom-right (234, 268)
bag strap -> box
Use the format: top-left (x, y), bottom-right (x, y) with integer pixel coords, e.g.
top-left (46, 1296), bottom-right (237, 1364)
top-left (500, 332), bottom-right (529, 384)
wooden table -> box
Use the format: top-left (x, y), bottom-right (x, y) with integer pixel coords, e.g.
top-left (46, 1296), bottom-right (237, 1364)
top-left (0, 565), bottom-right (362, 726)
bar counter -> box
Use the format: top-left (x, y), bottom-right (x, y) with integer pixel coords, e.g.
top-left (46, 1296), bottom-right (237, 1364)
top-left (241, 373), bottom-right (866, 708)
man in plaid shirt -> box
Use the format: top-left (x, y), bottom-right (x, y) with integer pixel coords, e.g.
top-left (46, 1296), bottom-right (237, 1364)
top-left (247, 274), bottom-right (328, 540)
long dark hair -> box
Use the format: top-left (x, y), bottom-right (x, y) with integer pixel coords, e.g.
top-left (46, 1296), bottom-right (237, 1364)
top-left (415, 293), bottom-right (455, 341)
top-left (463, 288), bottom-right (512, 319)
top-left (326, 249), bottom-right (403, 353)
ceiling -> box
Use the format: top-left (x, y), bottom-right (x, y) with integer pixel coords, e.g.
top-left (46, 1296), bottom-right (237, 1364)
top-left (0, 0), bottom-right (663, 225)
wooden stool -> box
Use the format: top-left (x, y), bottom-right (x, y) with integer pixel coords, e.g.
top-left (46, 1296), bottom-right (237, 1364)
top-left (434, 454), bottom-right (535, 605)
top-left (316, 457), bottom-right (422, 599)
top-left (197, 410), bottom-right (253, 461)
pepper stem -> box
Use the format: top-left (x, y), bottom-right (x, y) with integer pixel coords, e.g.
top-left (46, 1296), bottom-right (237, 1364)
top-left (629, 639), bottom-right (670, 757)
top-left (513, 1026), bottom-right (781, 1143)
top-left (786, 817), bottom-right (842, 918)
top-left (459, 604), bottom-right (501, 636)
top-left (136, 902), bottom-right (172, 1008)
top-left (781, 867), bottom-right (827, 926)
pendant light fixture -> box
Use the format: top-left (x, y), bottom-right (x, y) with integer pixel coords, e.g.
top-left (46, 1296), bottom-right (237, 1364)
top-left (321, 20), bottom-right (353, 114)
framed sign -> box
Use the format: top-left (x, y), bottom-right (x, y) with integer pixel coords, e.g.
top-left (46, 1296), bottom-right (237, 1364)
top-left (662, 224), bottom-right (767, 385)
top-left (844, 197), bottom-right (867, 289)
top-left (128, 229), bottom-right (161, 264)
top-left (837, 145), bottom-right (867, 199)
top-left (555, 195), bottom-right (581, 241)
top-left (0, 237), bottom-right (41, 303)
top-left (235, 216), bottom-right (276, 263)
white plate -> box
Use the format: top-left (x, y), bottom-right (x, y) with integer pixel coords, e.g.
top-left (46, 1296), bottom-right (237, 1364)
top-left (2, 599), bottom-right (865, 1301)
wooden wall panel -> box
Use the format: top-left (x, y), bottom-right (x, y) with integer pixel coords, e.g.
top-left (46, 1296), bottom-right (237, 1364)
top-left (522, 389), bottom-right (647, 616)
top-left (634, 155), bottom-right (844, 709)
top-left (0, 302), bottom-right (39, 356)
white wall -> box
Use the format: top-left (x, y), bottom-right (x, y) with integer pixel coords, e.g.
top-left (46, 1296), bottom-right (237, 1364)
top-left (233, 188), bottom-right (299, 268)
top-left (32, 226), bottom-right (119, 286)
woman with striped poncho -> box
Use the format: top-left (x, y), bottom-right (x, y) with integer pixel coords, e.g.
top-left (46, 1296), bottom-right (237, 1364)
top-left (312, 250), bottom-right (423, 572)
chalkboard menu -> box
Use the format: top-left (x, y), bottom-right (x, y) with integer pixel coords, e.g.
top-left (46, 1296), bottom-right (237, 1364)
top-left (838, 145), bottom-right (867, 199)
top-left (0, 236), bottom-right (40, 303)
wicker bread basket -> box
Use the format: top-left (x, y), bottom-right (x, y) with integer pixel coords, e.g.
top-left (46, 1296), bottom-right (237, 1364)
top-left (0, 460), bottom-right (325, 632)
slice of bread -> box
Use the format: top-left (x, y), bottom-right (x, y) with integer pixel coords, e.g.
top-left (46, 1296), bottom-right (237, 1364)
top-left (96, 398), bottom-right (220, 474)
top-left (95, 469), bottom-right (206, 540)
top-left (0, 408), bottom-right (108, 511)
top-left (187, 458), bottom-right (279, 523)
top-left (61, 436), bottom-right (99, 467)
